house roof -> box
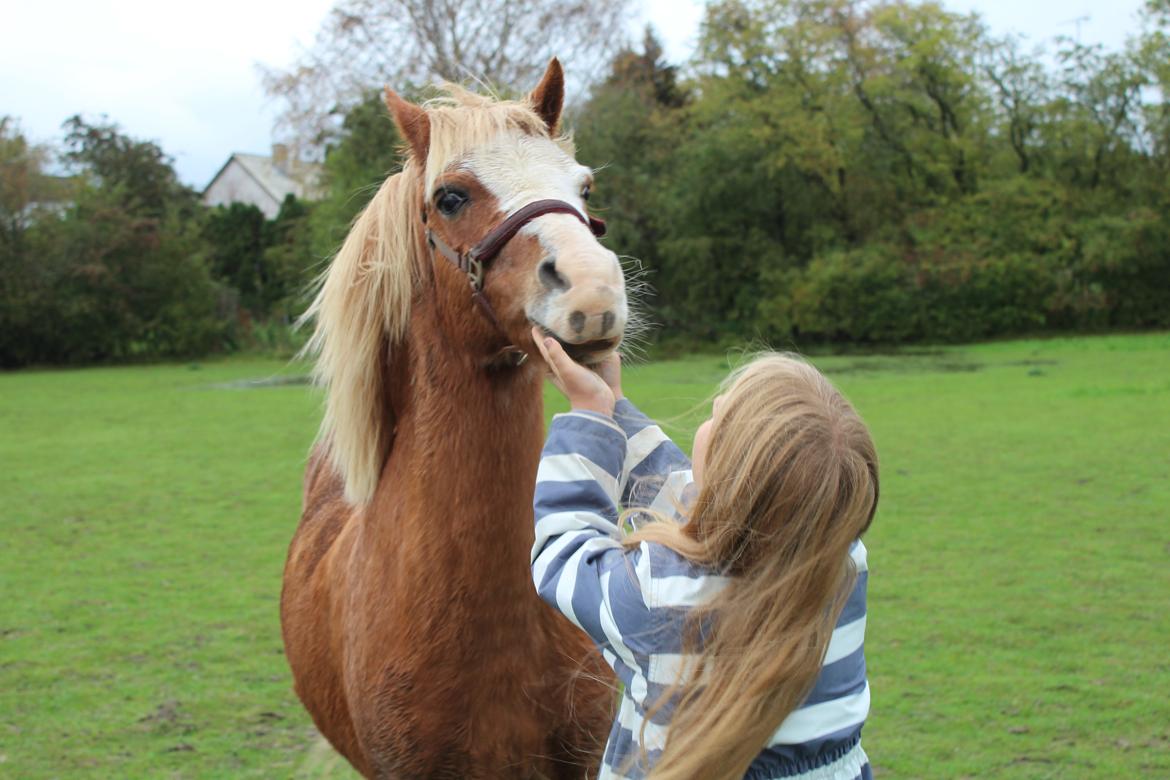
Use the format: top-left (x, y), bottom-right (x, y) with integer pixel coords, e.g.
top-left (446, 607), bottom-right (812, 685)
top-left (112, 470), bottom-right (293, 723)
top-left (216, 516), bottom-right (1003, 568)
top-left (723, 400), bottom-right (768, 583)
top-left (202, 152), bottom-right (323, 204)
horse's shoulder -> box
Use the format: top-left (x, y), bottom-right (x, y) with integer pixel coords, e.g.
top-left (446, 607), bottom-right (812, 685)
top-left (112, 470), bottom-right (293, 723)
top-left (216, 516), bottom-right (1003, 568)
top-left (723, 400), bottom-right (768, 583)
top-left (294, 443), bottom-right (352, 579)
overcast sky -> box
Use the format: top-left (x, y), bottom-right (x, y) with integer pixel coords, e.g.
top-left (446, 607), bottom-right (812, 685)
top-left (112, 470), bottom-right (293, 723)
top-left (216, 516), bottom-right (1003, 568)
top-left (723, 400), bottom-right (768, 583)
top-left (0, 0), bottom-right (1151, 188)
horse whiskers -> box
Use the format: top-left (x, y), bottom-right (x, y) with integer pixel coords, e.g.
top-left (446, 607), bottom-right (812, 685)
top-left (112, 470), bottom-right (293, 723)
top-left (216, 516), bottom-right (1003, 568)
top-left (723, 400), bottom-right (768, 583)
top-left (617, 254), bottom-right (655, 341)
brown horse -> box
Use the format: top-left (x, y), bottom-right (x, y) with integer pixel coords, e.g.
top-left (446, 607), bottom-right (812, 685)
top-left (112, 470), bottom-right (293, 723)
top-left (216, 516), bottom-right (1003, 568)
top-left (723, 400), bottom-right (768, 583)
top-left (281, 60), bottom-right (622, 779)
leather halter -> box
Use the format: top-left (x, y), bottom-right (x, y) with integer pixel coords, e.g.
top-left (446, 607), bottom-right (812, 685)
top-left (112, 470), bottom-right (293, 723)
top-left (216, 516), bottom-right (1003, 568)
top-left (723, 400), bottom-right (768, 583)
top-left (422, 198), bottom-right (607, 367)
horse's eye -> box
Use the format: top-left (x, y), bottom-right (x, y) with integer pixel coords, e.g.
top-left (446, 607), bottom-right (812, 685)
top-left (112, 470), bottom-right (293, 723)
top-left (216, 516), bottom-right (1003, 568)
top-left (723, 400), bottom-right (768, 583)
top-left (435, 188), bottom-right (469, 217)
top-left (581, 185), bottom-right (591, 202)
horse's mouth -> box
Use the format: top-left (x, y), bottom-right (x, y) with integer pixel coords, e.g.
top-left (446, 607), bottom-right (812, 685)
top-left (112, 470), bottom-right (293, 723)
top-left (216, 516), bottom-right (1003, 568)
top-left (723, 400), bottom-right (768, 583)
top-left (561, 338), bottom-right (619, 365)
top-left (533, 324), bottom-right (619, 365)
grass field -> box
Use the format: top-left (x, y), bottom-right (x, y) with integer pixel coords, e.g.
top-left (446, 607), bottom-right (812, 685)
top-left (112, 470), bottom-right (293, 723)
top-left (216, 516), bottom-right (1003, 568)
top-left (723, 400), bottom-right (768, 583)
top-left (2, 332), bottom-right (1168, 778)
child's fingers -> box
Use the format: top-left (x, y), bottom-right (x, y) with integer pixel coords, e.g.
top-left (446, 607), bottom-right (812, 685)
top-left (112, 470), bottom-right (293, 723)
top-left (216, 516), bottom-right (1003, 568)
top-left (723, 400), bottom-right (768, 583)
top-left (530, 327), bottom-right (608, 407)
top-left (532, 328), bottom-right (576, 391)
top-left (539, 335), bottom-right (570, 373)
top-left (531, 328), bottom-right (557, 374)
top-left (595, 353), bottom-right (621, 390)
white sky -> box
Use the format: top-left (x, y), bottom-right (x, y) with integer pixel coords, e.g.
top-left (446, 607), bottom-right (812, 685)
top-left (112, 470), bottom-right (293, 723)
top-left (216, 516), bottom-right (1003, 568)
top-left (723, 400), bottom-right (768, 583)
top-left (0, 0), bottom-right (1150, 188)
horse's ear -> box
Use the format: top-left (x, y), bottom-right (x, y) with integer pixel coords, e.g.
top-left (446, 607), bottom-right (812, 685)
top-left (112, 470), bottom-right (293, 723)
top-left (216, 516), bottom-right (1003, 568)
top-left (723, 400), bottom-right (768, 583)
top-left (384, 88), bottom-right (431, 162)
top-left (528, 58), bottom-right (564, 135)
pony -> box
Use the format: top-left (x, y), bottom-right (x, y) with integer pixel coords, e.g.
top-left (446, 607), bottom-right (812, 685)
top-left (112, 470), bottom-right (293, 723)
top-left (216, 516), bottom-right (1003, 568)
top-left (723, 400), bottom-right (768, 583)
top-left (281, 59), bottom-right (622, 779)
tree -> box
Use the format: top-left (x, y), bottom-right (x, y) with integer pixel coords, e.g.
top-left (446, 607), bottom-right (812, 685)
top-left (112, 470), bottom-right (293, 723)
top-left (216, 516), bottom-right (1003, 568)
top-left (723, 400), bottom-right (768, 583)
top-left (203, 202), bottom-right (271, 314)
top-left (1134, 0), bottom-right (1170, 203)
top-left (8, 4), bottom-right (1169, 361)
top-left (982, 35), bottom-right (1052, 175)
top-left (260, 0), bottom-right (632, 149)
top-left (38, 188), bottom-right (225, 362)
top-left (832, 1), bottom-right (992, 199)
top-left (0, 118), bottom-right (66, 366)
top-left (307, 90), bottom-right (405, 260)
top-left (1, 117), bottom-right (227, 366)
top-left (263, 195), bottom-right (316, 324)
top-left (0, 118), bottom-right (59, 237)
top-left (572, 27), bottom-right (688, 309)
top-left (1049, 40), bottom-right (1148, 195)
top-left (61, 115), bottom-right (196, 218)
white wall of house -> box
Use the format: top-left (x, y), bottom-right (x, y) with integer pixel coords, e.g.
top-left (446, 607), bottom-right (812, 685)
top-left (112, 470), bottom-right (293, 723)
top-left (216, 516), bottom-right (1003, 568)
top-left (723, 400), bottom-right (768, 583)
top-left (203, 160), bottom-right (282, 218)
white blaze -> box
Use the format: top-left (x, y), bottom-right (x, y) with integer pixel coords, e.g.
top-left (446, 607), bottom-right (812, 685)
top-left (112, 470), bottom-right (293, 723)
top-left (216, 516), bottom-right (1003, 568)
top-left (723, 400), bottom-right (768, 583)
top-left (464, 134), bottom-right (627, 343)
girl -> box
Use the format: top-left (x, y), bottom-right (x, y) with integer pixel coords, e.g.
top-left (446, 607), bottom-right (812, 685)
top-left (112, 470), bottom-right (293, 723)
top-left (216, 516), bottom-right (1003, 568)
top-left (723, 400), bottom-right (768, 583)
top-left (531, 328), bottom-right (878, 780)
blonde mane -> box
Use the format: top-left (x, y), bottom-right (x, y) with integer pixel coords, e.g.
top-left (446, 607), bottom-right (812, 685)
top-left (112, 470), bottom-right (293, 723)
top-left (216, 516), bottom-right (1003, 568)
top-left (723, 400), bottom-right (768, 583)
top-left (302, 85), bottom-right (571, 504)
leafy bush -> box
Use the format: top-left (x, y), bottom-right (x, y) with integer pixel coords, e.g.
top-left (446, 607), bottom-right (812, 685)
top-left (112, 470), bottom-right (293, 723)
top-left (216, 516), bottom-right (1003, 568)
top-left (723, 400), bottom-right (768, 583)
top-left (1, 205), bottom-right (227, 365)
top-left (912, 253), bottom-right (1056, 342)
top-left (1068, 210), bottom-right (1170, 328)
top-left (771, 244), bottom-right (920, 344)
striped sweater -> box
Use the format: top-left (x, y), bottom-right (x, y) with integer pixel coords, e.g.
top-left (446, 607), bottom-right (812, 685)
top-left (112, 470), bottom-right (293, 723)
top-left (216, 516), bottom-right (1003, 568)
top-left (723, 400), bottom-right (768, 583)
top-left (531, 399), bottom-right (872, 780)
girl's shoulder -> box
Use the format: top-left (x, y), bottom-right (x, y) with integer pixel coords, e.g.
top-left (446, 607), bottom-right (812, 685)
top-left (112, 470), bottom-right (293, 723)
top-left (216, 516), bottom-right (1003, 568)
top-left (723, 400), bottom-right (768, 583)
top-left (632, 537), bottom-right (868, 613)
top-left (850, 538), bottom-right (868, 572)
top-left (633, 540), bottom-right (730, 612)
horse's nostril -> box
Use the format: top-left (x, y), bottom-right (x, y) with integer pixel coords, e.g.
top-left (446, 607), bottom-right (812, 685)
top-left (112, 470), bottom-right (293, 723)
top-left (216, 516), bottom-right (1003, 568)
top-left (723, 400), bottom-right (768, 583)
top-left (569, 311), bottom-right (587, 335)
top-left (601, 311), bottom-right (616, 335)
top-left (538, 258), bottom-right (568, 291)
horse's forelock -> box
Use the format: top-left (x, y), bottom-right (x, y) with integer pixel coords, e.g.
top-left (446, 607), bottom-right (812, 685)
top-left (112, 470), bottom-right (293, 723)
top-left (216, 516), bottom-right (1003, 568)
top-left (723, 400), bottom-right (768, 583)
top-left (418, 85), bottom-right (575, 195)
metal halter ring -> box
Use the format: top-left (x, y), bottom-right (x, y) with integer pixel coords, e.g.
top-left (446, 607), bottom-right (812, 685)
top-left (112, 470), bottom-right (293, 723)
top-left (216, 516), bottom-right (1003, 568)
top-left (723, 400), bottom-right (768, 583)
top-left (466, 257), bottom-right (484, 292)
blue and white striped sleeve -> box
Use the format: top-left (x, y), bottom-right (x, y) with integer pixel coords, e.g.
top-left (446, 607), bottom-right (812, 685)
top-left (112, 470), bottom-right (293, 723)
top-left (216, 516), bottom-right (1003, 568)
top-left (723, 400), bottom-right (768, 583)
top-left (531, 411), bottom-right (654, 654)
top-left (613, 398), bottom-right (694, 516)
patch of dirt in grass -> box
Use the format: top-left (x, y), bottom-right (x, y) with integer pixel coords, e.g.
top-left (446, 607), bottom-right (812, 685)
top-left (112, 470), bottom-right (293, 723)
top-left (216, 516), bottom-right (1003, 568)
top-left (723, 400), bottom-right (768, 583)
top-left (826, 354), bottom-right (986, 376)
top-left (1003, 359), bottom-right (1060, 367)
top-left (248, 710), bottom-right (288, 740)
top-left (829, 354), bottom-right (1065, 377)
top-left (210, 375), bottom-right (312, 390)
top-left (1011, 755), bottom-right (1056, 765)
top-left (138, 700), bottom-right (196, 737)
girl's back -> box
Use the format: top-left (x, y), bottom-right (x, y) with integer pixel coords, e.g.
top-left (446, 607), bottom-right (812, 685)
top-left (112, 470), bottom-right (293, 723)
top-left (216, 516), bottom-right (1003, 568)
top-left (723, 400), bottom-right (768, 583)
top-left (530, 343), bottom-right (879, 780)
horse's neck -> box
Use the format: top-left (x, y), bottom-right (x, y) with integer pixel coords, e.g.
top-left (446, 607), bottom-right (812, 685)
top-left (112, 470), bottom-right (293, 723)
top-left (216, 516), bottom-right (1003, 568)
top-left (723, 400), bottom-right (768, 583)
top-left (367, 313), bottom-right (545, 592)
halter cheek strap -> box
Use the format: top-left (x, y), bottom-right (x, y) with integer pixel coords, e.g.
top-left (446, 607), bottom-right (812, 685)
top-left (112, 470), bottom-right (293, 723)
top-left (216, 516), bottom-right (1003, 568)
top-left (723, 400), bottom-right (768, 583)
top-left (422, 199), bottom-right (607, 368)
top-left (425, 199), bottom-right (607, 293)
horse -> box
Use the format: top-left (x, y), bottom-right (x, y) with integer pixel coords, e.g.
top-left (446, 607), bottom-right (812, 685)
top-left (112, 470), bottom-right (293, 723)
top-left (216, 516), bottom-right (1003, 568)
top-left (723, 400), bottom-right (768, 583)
top-left (281, 60), bottom-right (623, 779)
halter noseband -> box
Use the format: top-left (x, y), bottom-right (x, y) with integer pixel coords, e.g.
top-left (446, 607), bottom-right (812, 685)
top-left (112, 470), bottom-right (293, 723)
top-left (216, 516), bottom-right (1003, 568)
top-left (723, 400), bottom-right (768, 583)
top-left (422, 198), bottom-right (607, 367)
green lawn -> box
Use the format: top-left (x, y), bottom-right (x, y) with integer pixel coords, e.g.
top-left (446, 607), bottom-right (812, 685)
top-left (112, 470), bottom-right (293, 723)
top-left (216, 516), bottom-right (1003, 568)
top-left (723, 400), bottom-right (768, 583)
top-left (2, 332), bottom-right (1168, 778)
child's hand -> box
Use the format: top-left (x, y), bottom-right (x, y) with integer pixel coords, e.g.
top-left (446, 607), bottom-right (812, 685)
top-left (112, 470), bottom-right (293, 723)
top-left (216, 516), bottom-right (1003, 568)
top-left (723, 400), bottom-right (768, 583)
top-left (593, 352), bottom-right (623, 401)
top-left (532, 326), bottom-right (616, 417)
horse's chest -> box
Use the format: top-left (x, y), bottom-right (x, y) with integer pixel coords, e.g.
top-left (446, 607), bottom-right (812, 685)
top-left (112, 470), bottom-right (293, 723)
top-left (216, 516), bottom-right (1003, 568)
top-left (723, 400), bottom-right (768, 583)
top-left (360, 662), bottom-right (554, 779)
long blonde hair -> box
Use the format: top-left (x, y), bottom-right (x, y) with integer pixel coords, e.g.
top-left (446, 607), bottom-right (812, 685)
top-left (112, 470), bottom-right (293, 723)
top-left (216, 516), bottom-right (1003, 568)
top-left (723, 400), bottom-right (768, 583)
top-left (623, 353), bottom-right (879, 780)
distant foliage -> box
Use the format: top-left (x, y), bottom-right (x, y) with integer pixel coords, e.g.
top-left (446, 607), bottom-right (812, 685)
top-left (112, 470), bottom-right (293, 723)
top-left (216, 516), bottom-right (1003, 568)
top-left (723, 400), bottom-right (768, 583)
top-left (572, 1), bottom-right (1170, 347)
top-left (0, 118), bottom-right (317, 367)
top-left (1, 117), bottom-right (224, 366)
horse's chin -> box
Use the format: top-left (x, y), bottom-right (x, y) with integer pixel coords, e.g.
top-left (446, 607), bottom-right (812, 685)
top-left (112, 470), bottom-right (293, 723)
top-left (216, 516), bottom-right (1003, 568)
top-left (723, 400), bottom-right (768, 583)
top-left (531, 322), bottom-right (620, 365)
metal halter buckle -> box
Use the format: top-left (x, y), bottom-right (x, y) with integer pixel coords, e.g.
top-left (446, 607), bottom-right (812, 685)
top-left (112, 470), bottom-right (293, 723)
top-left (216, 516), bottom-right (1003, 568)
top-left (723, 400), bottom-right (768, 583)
top-left (467, 256), bottom-right (484, 292)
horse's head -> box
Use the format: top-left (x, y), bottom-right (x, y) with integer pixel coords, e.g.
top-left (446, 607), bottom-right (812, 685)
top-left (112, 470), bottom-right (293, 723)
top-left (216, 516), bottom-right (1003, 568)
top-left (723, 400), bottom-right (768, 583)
top-left (385, 59), bottom-right (626, 365)
top-left (306, 60), bottom-right (629, 504)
